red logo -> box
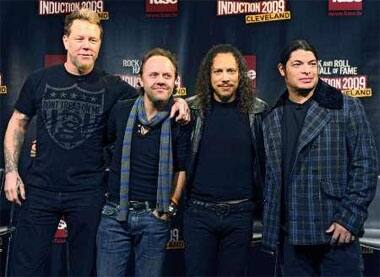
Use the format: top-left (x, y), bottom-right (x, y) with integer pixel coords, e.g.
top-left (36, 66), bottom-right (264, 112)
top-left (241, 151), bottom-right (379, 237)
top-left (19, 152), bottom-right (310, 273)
top-left (44, 54), bottom-right (66, 68)
top-left (244, 55), bottom-right (256, 89)
top-left (328, 0), bottom-right (362, 11)
top-left (146, 0), bottom-right (178, 15)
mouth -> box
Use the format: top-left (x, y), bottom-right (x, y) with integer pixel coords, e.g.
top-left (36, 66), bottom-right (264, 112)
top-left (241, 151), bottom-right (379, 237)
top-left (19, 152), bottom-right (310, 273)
top-left (218, 84), bottom-right (233, 88)
top-left (153, 87), bottom-right (170, 93)
top-left (79, 54), bottom-right (93, 59)
top-left (299, 78), bottom-right (314, 83)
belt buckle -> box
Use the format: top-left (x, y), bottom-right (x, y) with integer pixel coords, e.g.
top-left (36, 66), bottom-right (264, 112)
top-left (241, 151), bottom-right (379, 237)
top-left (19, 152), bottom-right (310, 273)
top-left (215, 203), bottom-right (230, 215)
top-left (129, 201), bottom-right (152, 211)
top-left (129, 201), bottom-right (142, 211)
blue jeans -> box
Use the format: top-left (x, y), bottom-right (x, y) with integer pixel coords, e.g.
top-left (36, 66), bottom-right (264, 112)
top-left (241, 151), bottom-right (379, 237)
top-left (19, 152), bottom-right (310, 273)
top-left (184, 199), bottom-right (254, 276)
top-left (96, 202), bottom-right (170, 277)
top-left (10, 186), bottom-right (104, 276)
top-left (279, 234), bottom-right (364, 276)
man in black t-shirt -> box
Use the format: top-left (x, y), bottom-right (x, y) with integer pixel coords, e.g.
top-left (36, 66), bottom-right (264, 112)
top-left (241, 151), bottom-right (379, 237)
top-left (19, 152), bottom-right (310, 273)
top-left (184, 44), bottom-right (267, 276)
top-left (3, 9), bottom-right (189, 276)
top-left (96, 48), bottom-right (190, 277)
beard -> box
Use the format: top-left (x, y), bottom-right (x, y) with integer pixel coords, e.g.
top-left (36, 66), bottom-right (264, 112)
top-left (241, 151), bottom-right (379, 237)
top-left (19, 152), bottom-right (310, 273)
top-left (75, 62), bottom-right (93, 74)
top-left (72, 57), bottom-right (94, 74)
top-left (145, 91), bottom-right (172, 111)
top-left (213, 90), bottom-right (237, 103)
top-left (295, 87), bottom-right (315, 97)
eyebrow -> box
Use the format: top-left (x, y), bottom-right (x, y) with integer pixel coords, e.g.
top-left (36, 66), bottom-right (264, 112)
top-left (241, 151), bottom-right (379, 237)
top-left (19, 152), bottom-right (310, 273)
top-left (291, 59), bottom-right (317, 63)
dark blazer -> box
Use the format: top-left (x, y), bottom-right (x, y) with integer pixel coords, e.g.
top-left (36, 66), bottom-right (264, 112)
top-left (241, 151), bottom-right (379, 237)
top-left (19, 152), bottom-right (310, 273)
top-left (262, 80), bottom-right (378, 252)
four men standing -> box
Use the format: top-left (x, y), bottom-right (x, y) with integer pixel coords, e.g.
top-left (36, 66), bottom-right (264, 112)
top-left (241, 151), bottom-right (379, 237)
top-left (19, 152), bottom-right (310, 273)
top-left (2, 7), bottom-right (378, 276)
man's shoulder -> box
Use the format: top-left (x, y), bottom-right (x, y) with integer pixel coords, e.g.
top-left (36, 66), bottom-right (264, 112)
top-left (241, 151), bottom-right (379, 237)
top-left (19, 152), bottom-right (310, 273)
top-left (100, 73), bottom-right (137, 100)
top-left (27, 65), bottom-right (61, 80)
top-left (114, 98), bottom-right (136, 110)
top-left (251, 97), bottom-right (268, 114)
top-left (186, 95), bottom-right (201, 110)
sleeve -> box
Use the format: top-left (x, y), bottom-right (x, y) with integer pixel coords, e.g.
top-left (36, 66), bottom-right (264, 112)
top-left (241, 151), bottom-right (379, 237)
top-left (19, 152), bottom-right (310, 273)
top-left (106, 101), bottom-right (120, 145)
top-left (173, 122), bottom-right (192, 172)
top-left (333, 98), bottom-right (378, 235)
top-left (14, 74), bottom-right (38, 117)
top-left (114, 76), bottom-right (139, 100)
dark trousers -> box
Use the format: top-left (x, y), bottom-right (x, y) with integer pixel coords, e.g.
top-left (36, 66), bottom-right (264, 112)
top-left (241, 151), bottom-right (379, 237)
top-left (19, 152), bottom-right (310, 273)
top-left (279, 234), bottom-right (364, 276)
top-left (10, 186), bottom-right (104, 276)
top-left (184, 199), bottom-right (254, 276)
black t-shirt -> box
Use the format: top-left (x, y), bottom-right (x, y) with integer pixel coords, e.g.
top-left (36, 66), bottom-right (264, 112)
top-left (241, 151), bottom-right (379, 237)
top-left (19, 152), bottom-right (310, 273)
top-left (106, 99), bottom-right (191, 204)
top-left (281, 97), bottom-right (312, 228)
top-left (15, 65), bottom-right (137, 191)
top-left (191, 99), bottom-right (254, 202)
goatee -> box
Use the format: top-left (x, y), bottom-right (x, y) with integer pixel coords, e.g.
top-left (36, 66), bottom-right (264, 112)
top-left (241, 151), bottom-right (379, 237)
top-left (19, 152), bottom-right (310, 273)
top-left (296, 87), bottom-right (314, 97)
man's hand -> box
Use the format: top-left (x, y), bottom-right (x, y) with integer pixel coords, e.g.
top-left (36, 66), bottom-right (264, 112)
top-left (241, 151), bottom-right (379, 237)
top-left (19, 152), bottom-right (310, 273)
top-left (30, 139), bottom-right (37, 157)
top-left (171, 97), bottom-right (190, 124)
top-left (4, 171), bottom-right (26, 205)
top-left (326, 222), bottom-right (355, 245)
top-left (152, 209), bottom-right (170, 222)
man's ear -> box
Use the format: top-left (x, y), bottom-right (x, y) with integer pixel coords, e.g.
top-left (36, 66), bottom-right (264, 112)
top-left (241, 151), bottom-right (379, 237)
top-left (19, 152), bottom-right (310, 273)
top-left (137, 76), bottom-right (143, 88)
top-left (62, 35), bottom-right (68, 50)
top-left (278, 63), bottom-right (286, 77)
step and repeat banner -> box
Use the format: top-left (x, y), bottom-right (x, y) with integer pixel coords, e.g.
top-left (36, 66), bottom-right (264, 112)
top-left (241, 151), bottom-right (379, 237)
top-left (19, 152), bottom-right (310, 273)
top-left (0, 0), bottom-right (379, 275)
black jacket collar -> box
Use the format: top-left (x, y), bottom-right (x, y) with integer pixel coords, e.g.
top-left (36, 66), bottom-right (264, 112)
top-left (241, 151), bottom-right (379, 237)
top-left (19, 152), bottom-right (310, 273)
top-left (274, 79), bottom-right (343, 110)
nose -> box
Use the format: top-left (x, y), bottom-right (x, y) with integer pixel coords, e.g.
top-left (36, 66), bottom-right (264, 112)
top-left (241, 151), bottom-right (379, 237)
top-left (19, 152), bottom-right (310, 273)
top-left (301, 64), bottom-right (312, 74)
top-left (221, 71), bottom-right (230, 81)
top-left (81, 39), bottom-right (90, 49)
top-left (157, 74), bottom-right (169, 84)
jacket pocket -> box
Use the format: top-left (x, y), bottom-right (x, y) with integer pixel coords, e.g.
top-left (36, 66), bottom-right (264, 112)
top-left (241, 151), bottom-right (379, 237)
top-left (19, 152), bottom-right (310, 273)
top-left (319, 180), bottom-right (344, 226)
top-left (320, 180), bottom-right (344, 199)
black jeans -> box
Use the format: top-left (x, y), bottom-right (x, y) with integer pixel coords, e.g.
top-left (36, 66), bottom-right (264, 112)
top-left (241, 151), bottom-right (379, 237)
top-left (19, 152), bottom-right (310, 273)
top-left (279, 234), bottom-right (364, 276)
top-left (184, 199), bottom-right (254, 276)
top-left (10, 186), bottom-right (104, 276)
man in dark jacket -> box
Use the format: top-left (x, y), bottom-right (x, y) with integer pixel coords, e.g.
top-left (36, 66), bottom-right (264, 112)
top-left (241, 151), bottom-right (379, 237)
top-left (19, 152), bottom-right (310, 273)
top-left (184, 44), bottom-right (267, 276)
top-left (262, 39), bottom-right (378, 276)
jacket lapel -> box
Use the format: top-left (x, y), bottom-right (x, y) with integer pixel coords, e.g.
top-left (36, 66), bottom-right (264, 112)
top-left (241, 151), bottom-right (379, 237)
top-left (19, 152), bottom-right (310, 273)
top-left (296, 101), bottom-right (331, 154)
top-left (264, 107), bottom-right (283, 186)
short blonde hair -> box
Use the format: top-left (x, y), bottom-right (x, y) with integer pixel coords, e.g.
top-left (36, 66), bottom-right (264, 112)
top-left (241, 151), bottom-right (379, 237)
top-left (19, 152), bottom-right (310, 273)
top-left (64, 8), bottom-right (103, 38)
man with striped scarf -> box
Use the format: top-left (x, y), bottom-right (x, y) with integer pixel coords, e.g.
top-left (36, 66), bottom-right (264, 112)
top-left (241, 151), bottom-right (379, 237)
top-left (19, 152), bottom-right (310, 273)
top-left (96, 48), bottom-right (190, 276)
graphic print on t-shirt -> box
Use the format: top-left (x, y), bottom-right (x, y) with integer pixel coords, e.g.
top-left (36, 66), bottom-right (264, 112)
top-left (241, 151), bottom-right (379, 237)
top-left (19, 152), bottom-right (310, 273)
top-left (41, 83), bottom-right (105, 149)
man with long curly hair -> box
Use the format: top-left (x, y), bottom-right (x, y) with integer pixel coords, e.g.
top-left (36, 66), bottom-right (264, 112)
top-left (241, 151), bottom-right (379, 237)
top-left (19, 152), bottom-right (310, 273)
top-left (184, 44), bottom-right (267, 276)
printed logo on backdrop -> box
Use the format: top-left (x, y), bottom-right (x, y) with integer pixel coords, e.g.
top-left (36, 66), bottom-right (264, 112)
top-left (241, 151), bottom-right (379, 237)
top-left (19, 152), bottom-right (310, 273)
top-left (166, 228), bottom-right (184, 249)
top-left (319, 59), bottom-right (372, 97)
top-left (216, 0), bottom-right (291, 24)
top-left (38, 0), bottom-right (109, 20)
top-left (244, 55), bottom-right (257, 89)
top-left (118, 57), bottom-right (187, 96)
top-left (0, 73), bottom-right (8, 95)
top-left (328, 0), bottom-right (363, 16)
top-left (119, 58), bottom-right (142, 88)
top-left (42, 84), bottom-right (105, 149)
top-left (146, 0), bottom-right (178, 17)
